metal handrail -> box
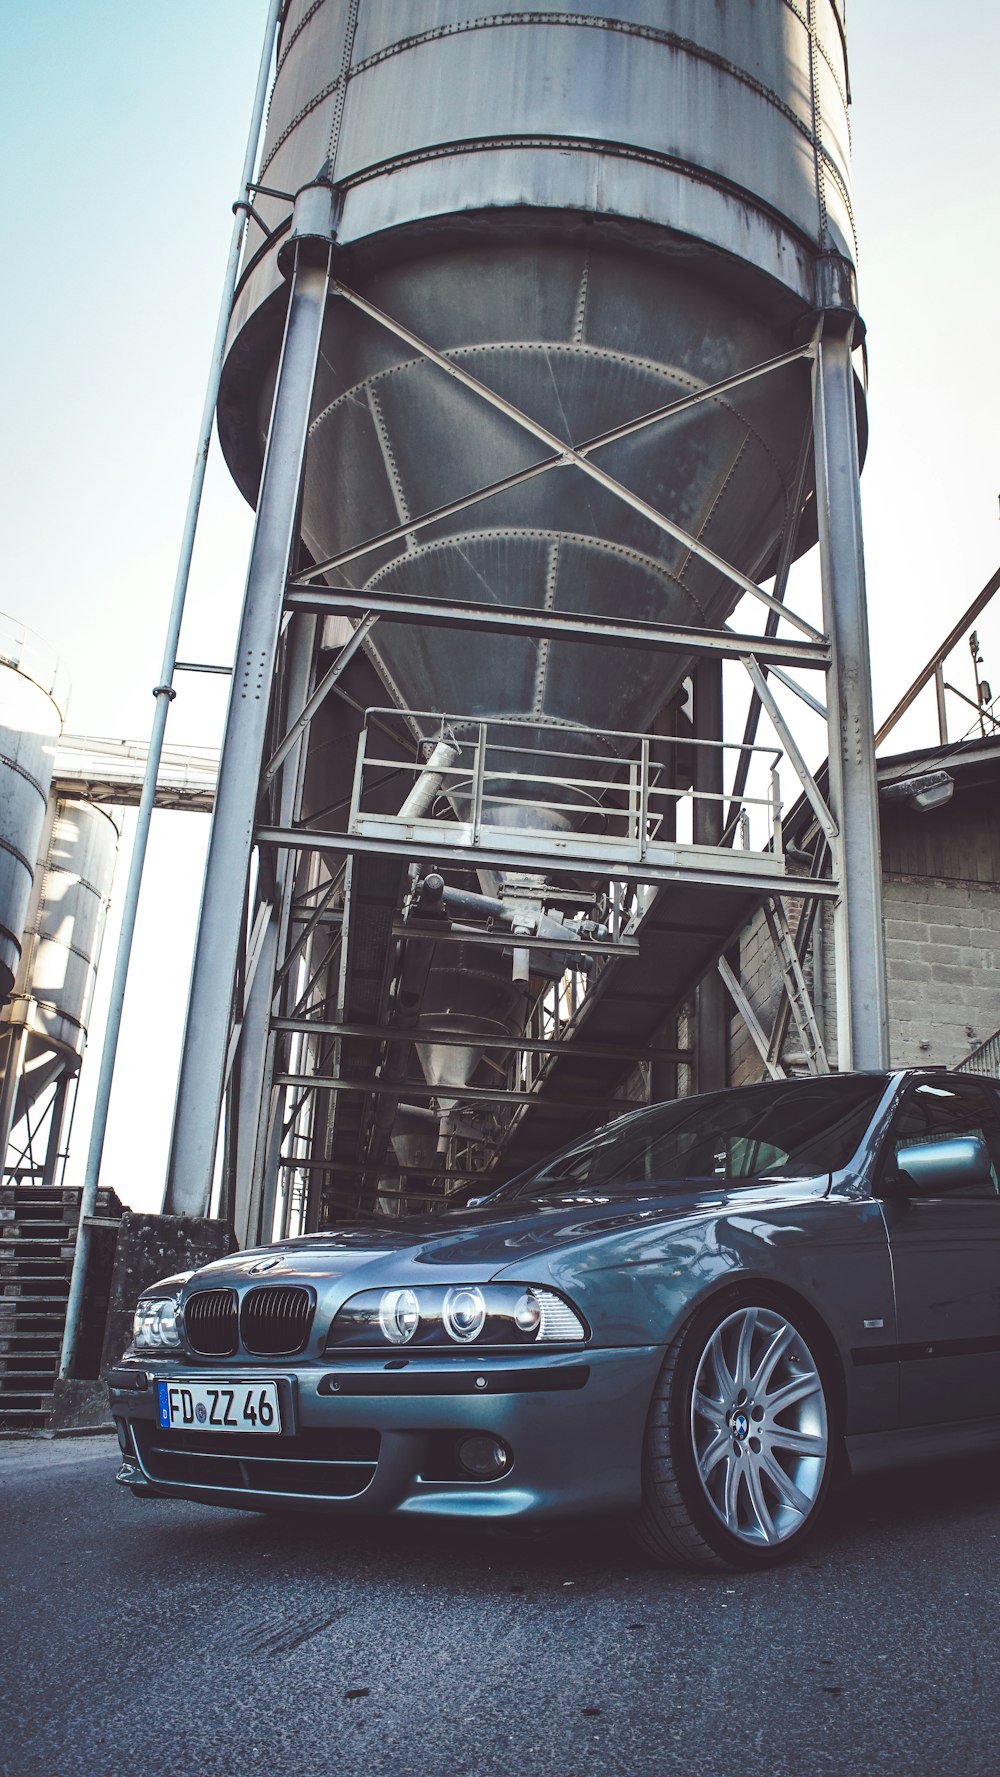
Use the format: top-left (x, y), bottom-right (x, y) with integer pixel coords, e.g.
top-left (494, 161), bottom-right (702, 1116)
top-left (0, 610), bottom-right (71, 717)
top-left (352, 708), bottom-right (785, 855)
top-left (955, 1028), bottom-right (1000, 1079)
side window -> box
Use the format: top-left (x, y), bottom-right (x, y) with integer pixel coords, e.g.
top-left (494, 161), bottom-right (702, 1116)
top-left (887, 1080), bottom-right (1000, 1198)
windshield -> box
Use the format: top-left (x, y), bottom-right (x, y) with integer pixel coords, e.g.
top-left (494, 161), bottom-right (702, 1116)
top-left (506, 1076), bottom-right (889, 1198)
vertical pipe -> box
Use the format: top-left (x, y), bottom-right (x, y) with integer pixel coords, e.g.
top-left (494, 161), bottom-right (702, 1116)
top-left (693, 659), bottom-right (727, 1091)
top-left (934, 664), bottom-right (949, 744)
top-left (58, 0), bottom-right (283, 1379)
top-left (812, 303), bottom-right (889, 1071)
top-left (164, 200), bottom-right (337, 1219)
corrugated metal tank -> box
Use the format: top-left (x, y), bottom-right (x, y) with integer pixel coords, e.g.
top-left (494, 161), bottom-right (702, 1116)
top-left (0, 618), bottom-right (66, 1003)
top-left (219, 3), bottom-right (860, 758)
top-left (0, 796), bottom-right (120, 1142)
top-left (5, 798), bottom-right (120, 1061)
top-left (215, 1), bottom-right (862, 1168)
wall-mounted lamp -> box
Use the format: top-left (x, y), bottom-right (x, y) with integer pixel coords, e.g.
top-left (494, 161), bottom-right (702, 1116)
top-left (879, 769), bottom-right (954, 814)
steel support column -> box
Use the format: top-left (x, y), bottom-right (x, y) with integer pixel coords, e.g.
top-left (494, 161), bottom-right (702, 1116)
top-left (164, 185), bottom-right (337, 1218)
top-left (693, 659), bottom-right (728, 1091)
top-left (812, 288), bottom-right (889, 1070)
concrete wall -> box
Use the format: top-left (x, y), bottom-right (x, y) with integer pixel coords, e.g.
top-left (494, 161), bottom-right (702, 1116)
top-left (727, 780), bottom-right (1000, 1082)
top-left (883, 874), bottom-right (1000, 1067)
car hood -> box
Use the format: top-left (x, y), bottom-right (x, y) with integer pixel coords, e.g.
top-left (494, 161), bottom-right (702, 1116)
top-left (186, 1178), bottom-right (827, 1292)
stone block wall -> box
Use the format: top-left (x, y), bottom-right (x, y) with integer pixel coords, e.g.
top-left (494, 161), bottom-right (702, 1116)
top-left (726, 870), bottom-right (999, 1083)
top-left (883, 874), bottom-right (1000, 1066)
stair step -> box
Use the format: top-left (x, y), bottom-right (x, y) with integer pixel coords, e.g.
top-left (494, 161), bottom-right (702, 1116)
top-left (0, 1367), bottom-right (58, 1387)
top-left (0, 1388), bottom-right (54, 1408)
top-left (13, 1307), bottom-right (66, 1323)
top-left (0, 1408), bottom-right (52, 1431)
top-left (2, 1284), bottom-right (71, 1299)
top-left (1, 1258), bottom-right (74, 1276)
top-left (0, 1236), bottom-right (78, 1251)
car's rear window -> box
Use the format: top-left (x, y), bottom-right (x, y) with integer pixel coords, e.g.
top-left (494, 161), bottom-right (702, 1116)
top-left (507, 1076), bottom-right (890, 1197)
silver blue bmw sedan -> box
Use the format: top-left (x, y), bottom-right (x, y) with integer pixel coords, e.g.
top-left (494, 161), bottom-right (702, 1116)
top-left (109, 1069), bottom-right (1000, 1570)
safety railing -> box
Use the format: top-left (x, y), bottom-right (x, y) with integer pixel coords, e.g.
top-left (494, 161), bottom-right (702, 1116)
top-left (956, 1027), bottom-right (1000, 1079)
top-left (0, 610), bottom-right (71, 718)
top-left (349, 708), bottom-right (785, 868)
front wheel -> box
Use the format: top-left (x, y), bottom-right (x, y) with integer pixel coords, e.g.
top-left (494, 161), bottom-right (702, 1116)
top-left (635, 1293), bottom-right (834, 1570)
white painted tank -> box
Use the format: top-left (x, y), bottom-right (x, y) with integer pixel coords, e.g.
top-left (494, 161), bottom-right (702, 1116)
top-left (0, 617), bottom-right (67, 1003)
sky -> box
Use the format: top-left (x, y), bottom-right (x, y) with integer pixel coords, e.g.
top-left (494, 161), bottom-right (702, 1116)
top-left (2, 1), bottom-right (999, 1212)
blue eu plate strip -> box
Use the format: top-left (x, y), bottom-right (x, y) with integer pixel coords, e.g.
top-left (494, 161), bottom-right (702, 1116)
top-left (157, 1381), bottom-right (171, 1428)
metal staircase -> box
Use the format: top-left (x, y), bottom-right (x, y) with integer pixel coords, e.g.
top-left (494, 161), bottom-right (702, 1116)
top-left (0, 1182), bottom-right (123, 1431)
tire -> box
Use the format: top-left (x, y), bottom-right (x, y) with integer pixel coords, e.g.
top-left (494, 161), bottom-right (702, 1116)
top-left (634, 1289), bottom-right (835, 1571)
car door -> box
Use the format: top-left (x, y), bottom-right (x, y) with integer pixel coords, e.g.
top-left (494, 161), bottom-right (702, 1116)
top-left (877, 1077), bottom-right (1000, 1429)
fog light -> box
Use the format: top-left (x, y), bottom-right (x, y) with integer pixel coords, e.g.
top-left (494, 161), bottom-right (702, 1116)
top-left (457, 1435), bottom-right (511, 1480)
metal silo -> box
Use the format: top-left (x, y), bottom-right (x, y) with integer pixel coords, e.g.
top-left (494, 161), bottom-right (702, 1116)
top-left (0, 617), bottom-right (65, 1004)
top-left (0, 794), bottom-right (120, 1179)
top-left (166, 0), bottom-right (887, 1232)
top-left (221, 0), bottom-right (857, 756)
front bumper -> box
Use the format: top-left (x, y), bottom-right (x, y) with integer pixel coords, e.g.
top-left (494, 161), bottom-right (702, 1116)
top-left (109, 1346), bottom-right (661, 1520)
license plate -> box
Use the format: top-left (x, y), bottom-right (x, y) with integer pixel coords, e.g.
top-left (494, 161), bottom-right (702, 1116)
top-left (157, 1379), bottom-right (281, 1435)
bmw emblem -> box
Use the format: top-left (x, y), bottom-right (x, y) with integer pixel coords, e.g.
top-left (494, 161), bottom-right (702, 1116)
top-left (247, 1255), bottom-right (284, 1275)
top-left (731, 1411), bottom-right (750, 1441)
top-left (196, 1403), bottom-right (207, 1423)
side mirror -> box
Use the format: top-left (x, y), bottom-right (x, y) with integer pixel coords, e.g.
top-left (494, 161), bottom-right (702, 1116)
top-left (886, 1135), bottom-right (994, 1196)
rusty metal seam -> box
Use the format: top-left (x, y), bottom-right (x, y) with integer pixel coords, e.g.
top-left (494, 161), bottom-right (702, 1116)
top-left (309, 340), bottom-right (799, 520)
top-left (572, 251), bottom-right (590, 347)
top-left (310, 342), bottom-right (780, 442)
top-left (0, 834), bottom-right (35, 875)
top-left (0, 754), bottom-right (50, 803)
top-left (260, 12), bottom-right (853, 239)
top-left (276, 0), bottom-right (327, 77)
top-left (365, 384), bottom-right (414, 547)
top-left (359, 526), bottom-right (696, 595)
top-left (33, 866), bottom-right (109, 904)
top-left (335, 133), bottom-right (856, 257)
top-left (327, 0), bottom-right (359, 170)
top-left (331, 11), bottom-right (839, 146)
top-left (778, 0), bottom-right (850, 112)
top-left (532, 538), bottom-right (562, 716)
top-left (806, 0), bottom-right (829, 249)
top-left (676, 435), bottom-right (750, 601)
top-left (20, 931), bottom-right (97, 969)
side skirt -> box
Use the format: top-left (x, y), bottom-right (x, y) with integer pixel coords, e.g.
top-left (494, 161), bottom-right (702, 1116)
top-left (846, 1415), bottom-right (1000, 1478)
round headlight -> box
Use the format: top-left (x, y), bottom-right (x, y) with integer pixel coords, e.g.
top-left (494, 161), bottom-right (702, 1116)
top-left (513, 1291), bottom-right (542, 1337)
top-left (443, 1286), bottom-right (487, 1343)
top-left (133, 1297), bottom-right (182, 1348)
top-left (378, 1287), bottom-right (420, 1345)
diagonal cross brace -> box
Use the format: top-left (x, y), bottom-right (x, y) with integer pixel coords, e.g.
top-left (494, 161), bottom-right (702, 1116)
top-left (763, 898), bottom-right (830, 1075)
top-left (320, 282), bottom-right (823, 642)
top-left (291, 340), bottom-right (815, 587)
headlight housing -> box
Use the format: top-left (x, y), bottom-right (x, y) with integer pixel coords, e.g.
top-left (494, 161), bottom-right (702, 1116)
top-left (325, 1283), bottom-right (588, 1351)
top-left (132, 1294), bottom-right (184, 1350)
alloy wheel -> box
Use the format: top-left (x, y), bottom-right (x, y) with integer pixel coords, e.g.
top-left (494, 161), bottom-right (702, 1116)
top-left (689, 1305), bottom-right (829, 1549)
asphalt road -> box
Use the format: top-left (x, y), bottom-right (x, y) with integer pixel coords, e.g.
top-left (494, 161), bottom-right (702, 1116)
top-left (2, 1434), bottom-right (999, 1777)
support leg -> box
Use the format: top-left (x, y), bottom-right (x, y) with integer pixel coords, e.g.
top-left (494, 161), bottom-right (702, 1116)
top-left (812, 298), bottom-right (889, 1070)
top-left (164, 189), bottom-right (337, 1218)
top-left (693, 659), bottom-right (727, 1091)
